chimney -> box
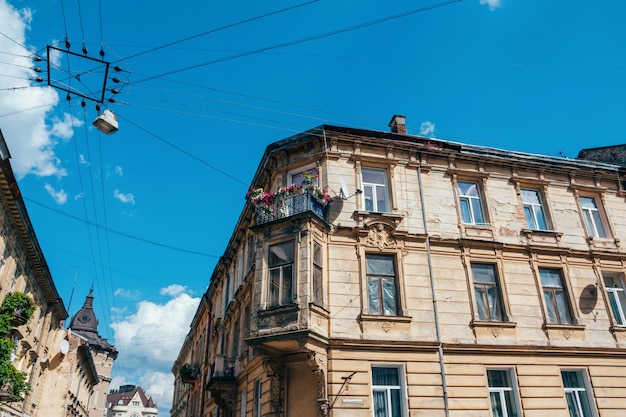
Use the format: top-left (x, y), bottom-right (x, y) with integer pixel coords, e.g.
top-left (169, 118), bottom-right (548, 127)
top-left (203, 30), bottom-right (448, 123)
top-left (388, 115), bottom-right (406, 135)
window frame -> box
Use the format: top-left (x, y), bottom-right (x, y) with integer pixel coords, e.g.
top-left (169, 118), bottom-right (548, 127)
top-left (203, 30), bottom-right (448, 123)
top-left (578, 194), bottom-right (610, 239)
top-left (486, 368), bottom-right (522, 417)
top-left (520, 187), bottom-right (550, 231)
top-left (267, 240), bottom-right (295, 307)
top-left (254, 380), bottom-right (263, 417)
top-left (602, 273), bottom-right (626, 327)
top-left (371, 365), bottom-right (407, 417)
top-left (365, 253), bottom-right (400, 316)
top-left (361, 167), bottom-right (390, 213)
top-left (470, 263), bottom-right (507, 322)
top-left (311, 240), bottom-right (324, 308)
top-left (561, 369), bottom-right (597, 417)
top-left (538, 268), bottom-right (575, 325)
top-left (288, 164), bottom-right (318, 186)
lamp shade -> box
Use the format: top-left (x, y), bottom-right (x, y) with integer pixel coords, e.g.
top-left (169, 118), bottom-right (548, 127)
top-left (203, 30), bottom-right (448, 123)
top-left (92, 109), bottom-right (119, 134)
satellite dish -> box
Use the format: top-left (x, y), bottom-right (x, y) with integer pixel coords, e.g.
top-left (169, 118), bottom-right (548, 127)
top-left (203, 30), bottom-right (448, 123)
top-left (340, 177), bottom-right (350, 200)
top-left (339, 176), bottom-right (362, 200)
top-left (60, 339), bottom-right (69, 355)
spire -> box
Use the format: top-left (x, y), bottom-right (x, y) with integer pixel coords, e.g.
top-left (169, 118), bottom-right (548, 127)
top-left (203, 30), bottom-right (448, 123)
top-left (69, 290), bottom-right (118, 358)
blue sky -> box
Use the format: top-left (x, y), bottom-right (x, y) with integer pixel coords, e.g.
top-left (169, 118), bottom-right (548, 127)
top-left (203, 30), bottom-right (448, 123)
top-left (1, 0), bottom-right (625, 413)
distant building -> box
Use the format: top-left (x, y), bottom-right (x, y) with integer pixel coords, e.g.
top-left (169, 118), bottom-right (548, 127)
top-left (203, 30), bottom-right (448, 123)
top-left (173, 117), bottom-right (626, 417)
top-left (107, 385), bottom-right (158, 417)
top-left (69, 290), bottom-right (119, 417)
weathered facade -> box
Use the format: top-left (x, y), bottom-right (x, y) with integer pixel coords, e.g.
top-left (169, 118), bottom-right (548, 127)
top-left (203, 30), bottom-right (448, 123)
top-left (176, 117), bottom-right (626, 417)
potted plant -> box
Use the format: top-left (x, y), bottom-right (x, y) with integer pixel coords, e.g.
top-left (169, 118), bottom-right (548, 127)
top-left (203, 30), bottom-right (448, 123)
top-left (1, 292), bottom-right (36, 326)
top-left (179, 363), bottom-right (197, 383)
top-left (0, 336), bottom-right (29, 401)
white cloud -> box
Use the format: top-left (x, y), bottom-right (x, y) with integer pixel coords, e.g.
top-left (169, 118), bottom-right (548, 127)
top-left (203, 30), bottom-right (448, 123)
top-left (115, 166), bottom-right (123, 176)
top-left (78, 154), bottom-right (89, 165)
top-left (74, 192), bottom-right (84, 200)
top-left (44, 184), bottom-right (67, 204)
top-left (160, 284), bottom-right (187, 297)
top-left (480, 0), bottom-right (502, 11)
top-left (110, 290), bottom-right (200, 414)
top-left (114, 288), bottom-right (142, 299)
top-left (420, 121), bottom-right (436, 137)
top-left (0, 1), bottom-right (73, 179)
top-left (114, 189), bottom-right (136, 204)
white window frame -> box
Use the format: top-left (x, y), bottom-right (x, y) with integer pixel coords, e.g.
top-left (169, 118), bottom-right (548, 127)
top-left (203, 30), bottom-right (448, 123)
top-left (362, 167), bottom-right (390, 213)
top-left (579, 196), bottom-right (608, 238)
top-left (289, 165), bottom-right (318, 186)
top-left (487, 368), bottom-right (521, 417)
top-left (561, 369), bottom-right (597, 417)
top-left (603, 273), bottom-right (626, 327)
top-left (457, 180), bottom-right (487, 225)
top-left (521, 188), bottom-right (549, 230)
top-left (371, 365), bottom-right (407, 417)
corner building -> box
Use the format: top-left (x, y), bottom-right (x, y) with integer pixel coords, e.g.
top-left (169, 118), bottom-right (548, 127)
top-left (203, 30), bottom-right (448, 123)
top-left (177, 116), bottom-right (626, 417)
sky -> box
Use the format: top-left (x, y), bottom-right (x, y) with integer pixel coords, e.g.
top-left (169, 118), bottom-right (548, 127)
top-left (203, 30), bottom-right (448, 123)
top-left (1, 0), bottom-right (625, 413)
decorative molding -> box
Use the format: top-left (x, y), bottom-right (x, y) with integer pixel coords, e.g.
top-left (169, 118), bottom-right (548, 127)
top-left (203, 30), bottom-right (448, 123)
top-left (307, 352), bottom-right (329, 417)
top-left (365, 223), bottom-right (397, 250)
top-left (263, 357), bottom-right (285, 415)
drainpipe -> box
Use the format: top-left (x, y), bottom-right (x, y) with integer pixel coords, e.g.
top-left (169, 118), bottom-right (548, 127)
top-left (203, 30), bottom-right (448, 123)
top-left (417, 156), bottom-right (450, 417)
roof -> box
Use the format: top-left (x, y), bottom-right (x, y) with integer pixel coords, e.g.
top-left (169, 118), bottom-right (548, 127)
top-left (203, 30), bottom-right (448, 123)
top-left (107, 385), bottom-right (157, 409)
top-left (69, 289), bottom-right (118, 358)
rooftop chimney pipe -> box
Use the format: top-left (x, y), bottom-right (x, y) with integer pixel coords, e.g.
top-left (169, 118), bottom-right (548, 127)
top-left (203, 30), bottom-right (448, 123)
top-left (388, 115), bottom-right (406, 135)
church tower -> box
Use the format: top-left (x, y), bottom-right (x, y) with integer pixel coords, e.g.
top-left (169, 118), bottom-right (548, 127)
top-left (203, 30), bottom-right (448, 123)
top-left (69, 290), bottom-right (119, 417)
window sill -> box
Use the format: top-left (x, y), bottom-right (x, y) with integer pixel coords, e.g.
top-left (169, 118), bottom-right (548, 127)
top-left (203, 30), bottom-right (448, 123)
top-left (357, 313), bottom-right (412, 324)
top-left (610, 325), bottom-right (626, 333)
top-left (521, 229), bottom-right (563, 243)
top-left (471, 320), bottom-right (517, 329)
top-left (354, 211), bottom-right (404, 226)
top-left (258, 303), bottom-right (298, 318)
top-left (460, 224), bottom-right (493, 239)
top-left (586, 236), bottom-right (620, 250)
top-left (543, 323), bottom-right (585, 339)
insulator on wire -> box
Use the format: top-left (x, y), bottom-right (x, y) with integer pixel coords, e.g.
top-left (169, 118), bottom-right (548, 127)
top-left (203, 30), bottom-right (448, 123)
top-left (100, 49), bottom-right (105, 58)
top-left (33, 76), bottom-right (43, 82)
top-left (107, 98), bottom-right (116, 103)
top-left (111, 88), bottom-right (119, 94)
top-left (66, 94), bottom-right (71, 101)
top-left (32, 67), bottom-right (42, 73)
top-left (33, 56), bottom-right (42, 62)
top-left (113, 66), bottom-right (122, 72)
top-left (82, 45), bottom-right (88, 55)
top-left (96, 104), bottom-right (101, 112)
top-left (81, 100), bottom-right (86, 108)
top-left (112, 78), bottom-right (120, 83)
top-left (65, 39), bottom-right (70, 49)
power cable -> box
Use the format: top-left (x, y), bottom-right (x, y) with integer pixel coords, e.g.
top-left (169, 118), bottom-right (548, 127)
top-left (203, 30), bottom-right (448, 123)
top-left (113, 0), bottom-right (320, 63)
top-left (113, 112), bottom-right (250, 187)
top-left (134, 0), bottom-right (463, 84)
top-left (23, 196), bottom-right (220, 258)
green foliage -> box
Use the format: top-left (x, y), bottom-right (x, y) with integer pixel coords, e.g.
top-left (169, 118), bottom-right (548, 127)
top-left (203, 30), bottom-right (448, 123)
top-left (0, 292), bottom-right (35, 401)
top-left (1, 292), bottom-right (36, 320)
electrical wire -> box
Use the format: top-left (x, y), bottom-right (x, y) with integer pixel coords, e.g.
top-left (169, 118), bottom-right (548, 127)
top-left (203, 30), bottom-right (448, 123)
top-left (24, 196), bottom-right (220, 258)
top-left (133, 0), bottom-right (463, 84)
top-left (113, 0), bottom-right (320, 64)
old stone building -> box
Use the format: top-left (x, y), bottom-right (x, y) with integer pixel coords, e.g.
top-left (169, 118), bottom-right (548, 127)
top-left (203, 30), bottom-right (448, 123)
top-left (174, 117), bottom-right (626, 417)
top-left (0, 129), bottom-right (116, 417)
top-left (106, 384), bottom-right (157, 417)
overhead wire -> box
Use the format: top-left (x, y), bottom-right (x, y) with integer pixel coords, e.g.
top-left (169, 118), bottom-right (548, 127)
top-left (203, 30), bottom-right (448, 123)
top-left (113, 0), bottom-right (321, 64)
top-left (133, 0), bottom-right (464, 84)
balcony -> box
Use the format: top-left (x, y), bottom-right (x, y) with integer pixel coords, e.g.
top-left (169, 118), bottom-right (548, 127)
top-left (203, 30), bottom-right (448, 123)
top-left (254, 191), bottom-right (328, 225)
top-left (206, 355), bottom-right (238, 409)
top-left (179, 363), bottom-right (200, 384)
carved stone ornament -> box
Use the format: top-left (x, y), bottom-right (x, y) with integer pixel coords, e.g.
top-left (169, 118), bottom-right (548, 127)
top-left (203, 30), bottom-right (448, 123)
top-left (490, 327), bottom-right (503, 338)
top-left (561, 328), bottom-right (573, 339)
top-left (307, 353), bottom-right (329, 417)
top-left (365, 223), bottom-right (396, 250)
top-left (263, 358), bottom-right (284, 415)
top-left (380, 321), bottom-right (394, 333)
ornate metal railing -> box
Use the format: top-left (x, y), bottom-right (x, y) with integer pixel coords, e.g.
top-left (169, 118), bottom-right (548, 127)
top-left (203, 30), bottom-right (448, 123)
top-left (210, 356), bottom-right (236, 378)
top-left (254, 191), bottom-right (327, 225)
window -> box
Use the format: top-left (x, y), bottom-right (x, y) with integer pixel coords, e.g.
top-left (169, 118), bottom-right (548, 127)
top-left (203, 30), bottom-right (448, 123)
top-left (458, 181), bottom-right (486, 225)
top-left (472, 263), bottom-right (505, 322)
top-left (254, 380), bottom-right (263, 417)
top-left (580, 196), bottom-right (607, 238)
top-left (603, 274), bottom-right (626, 327)
top-left (371, 366), bottom-right (405, 417)
top-left (539, 268), bottom-right (573, 324)
top-left (240, 389), bottom-right (247, 417)
top-left (362, 168), bottom-right (389, 212)
top-left (247, 235), bottom-right (256, 273)
top-left (290, 167), bottom-right (318, 186)
top-left (0, 247), bottom-right (8, 271)
top-left (131, 401), bottom-right (140, 407)
top-left (366, 254), bottom-right (398, 316)
top-left (487, 369), bottom-right (520, 417)
top-left (232, 319), bottom-right (240, 358)
top-left (561, 370), bottom-right (596, 417)
top-left (223, 274), bottom-right (231, 316)
top-left (312, 241), bottom-right (323, 306)
top-left (268, 241), bottom-right (294, 306)
top-left (521, 188), bottom-right (548, 230)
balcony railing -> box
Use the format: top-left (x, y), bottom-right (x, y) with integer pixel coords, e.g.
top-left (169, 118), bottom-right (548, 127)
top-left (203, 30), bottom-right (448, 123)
top-left (254, 192), bottom-right (327, 225)
top-left (210, 356), bottom-right (236, 378)
top-left (179, 363), bottom-right (200, 384)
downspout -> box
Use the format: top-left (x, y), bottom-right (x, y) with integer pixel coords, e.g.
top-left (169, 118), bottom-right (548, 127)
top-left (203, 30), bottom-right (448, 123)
top-left (417, 156), bottom-right (450, 417)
